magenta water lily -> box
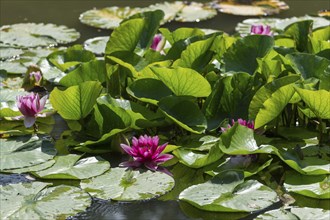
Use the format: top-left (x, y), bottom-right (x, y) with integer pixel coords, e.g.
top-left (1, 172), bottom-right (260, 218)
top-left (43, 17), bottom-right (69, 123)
top-left (16, 92), bottom-right (47, 128)
top-left (250, 24), bottom-right (273, 36)
top-left (221, 118), bottom-right (254, 132)
top-left (150, 34), bottom-right (165, 52)
top-left (120, 135), bottom-right (174, 175)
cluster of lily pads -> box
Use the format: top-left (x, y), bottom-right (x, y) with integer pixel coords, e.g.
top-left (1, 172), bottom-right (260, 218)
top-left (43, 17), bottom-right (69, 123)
top-left (79, 0), bottom-right (289, 29)
top-left (1, 8), bottom-right (330, 220)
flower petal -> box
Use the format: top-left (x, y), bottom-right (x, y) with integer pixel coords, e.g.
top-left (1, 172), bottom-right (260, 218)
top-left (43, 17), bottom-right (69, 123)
top-left (120, 144), bottom-right (134, 156)
top-left (156, 166), bottom-right (173, 176)
top-left (145, 161), bottom-right (158, 171)
top-left (154, 154), bottom-right (173, 163)
top-left (119, 161), bottom-right (142, 168)
top-left (24, 116), bottom-right (36, 128)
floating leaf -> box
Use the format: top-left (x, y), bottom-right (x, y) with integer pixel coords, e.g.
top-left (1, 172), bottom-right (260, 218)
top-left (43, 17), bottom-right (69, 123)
top-left (0, 182), bottom-right (91, 219)
top-left (84, 36), bottom-right (109, 55)
top-left (0, 136), bottom-right (56, 171)
top-left (50, 81), bottom-right (103, 120)
top-left (79, 7), bottom-right (142, 29)
top-left (290, 207), bottom-right (330, 220)
top-left (284, 171), bottom-right (330, 199)
top-left (2, 160), bottom-right (55, 174)
top-left (151, 67), bottom-right (211, 97)
top-left (0, 47), bottom-right (24, 60)
top-left (158, 96), bottom-right (207, 134)
top-left (256, 208), bottom-right (298, 220)
top-left (175, 2), bottom-right (217, 22)
top-left (146, 1), bottom-right (185, 23)
top-left (32, 154), bottom-right (110, 180)
top-left (179, 171), bottom-right (279, 212)
top-left (81, 167), bottom-right (175, 201)
top-left (0, 23), bottom-right (79, 48)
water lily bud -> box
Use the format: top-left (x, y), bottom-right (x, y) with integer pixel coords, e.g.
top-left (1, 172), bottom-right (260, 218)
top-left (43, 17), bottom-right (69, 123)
top-left (16, 93), bottom-right (47, 128)
top-left (250, 24), bottom-right (273, 36)
top-left (29, 71), bottom-right (42, 86)
top-left (150, 34), bottom-right (166, 52)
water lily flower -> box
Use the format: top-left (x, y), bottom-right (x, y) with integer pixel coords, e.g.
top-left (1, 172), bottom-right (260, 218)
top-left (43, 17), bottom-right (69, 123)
top-left (16, 93), bottom-right (47, 128)
top-left (119, 135), bottom-right (174, 175)
top-left (221, 118), bottom-right (254, 132)
top-left (150, 34), bottom-right (165, 52)
top-left (250, 24), bottom-right (273, 36)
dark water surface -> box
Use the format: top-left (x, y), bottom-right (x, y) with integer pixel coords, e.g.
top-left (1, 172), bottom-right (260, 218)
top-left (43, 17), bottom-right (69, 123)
top-left (1, 1), bottom-right (329, 220)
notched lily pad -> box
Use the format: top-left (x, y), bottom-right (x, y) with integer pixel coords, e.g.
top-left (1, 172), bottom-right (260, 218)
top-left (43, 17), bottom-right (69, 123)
top-left (79, 6), bottom-right (142, 29)
top-left (176, 2), bottom-right (217, 22)
top-left (81, 167), bottom-right (175, 201)
top-left (146, 1), bottom-right (185, 23)
top-left (0, 23), bottom-right (80, 48)
top-left (213, 0), bottom-right (289, 16)
top-left (0, 182), bottom-right (91, 219)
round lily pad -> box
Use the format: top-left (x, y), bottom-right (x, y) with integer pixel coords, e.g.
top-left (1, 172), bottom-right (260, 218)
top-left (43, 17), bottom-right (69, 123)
top-left (81, 167), bottom-right (175, 201)
top-left (0, 23), bottom-right (80, 48)
top-left (179, 171), bottom-right (279, 212)
top-left (0, 182), bottom-right (91, 219)
top-left (79, 6), bottom-right (142, 29)
top-left (146, 1), bottom-right (185, 23)
top-left (213, 0), bottom-right (289, 16)
top-left (84, 36), bottom-right (109, 55)
top-left (0, 47), bottom-right (24, 60)
top-left (176, 2), bottom-right (217, 22)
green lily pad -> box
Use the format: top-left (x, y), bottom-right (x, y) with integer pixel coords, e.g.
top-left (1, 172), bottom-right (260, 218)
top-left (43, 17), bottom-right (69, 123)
top-left (79, 6), bottom-right (142, 29)
top-left (290, 207), bottom-right (330, 220)
top-left (31, 154), bottom-right (110, 180)
top-left (256, 208), bottom-right (298, 220)
top-left (2, 160), bottom-right (56, 174)
top-left (179, 171), bottom-right (279, 212)
top-left (81, 167), bottom-right (175, 201)
top-left (84, 36), bottom-right (109, 55)
top-left (214, 2), bottom-right (285, 16)
top-left (0, 47), bottom-right (24, 60)
top-left (284, 171), bottom-right (330, 199)
top-left (175, 2), bottom-right (217, 22)
top-left (146, 1), bottom-right (185, 23)
top-left (0, 23), bottom-right (80, 48)
top-left (0, 182), bottom-right (91, 219)
top-left (0, 136), bottom-right (56, 171)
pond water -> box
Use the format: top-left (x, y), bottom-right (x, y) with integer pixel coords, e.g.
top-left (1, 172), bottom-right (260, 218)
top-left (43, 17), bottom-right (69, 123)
top-left (1, 1), bottom-right (329, 220)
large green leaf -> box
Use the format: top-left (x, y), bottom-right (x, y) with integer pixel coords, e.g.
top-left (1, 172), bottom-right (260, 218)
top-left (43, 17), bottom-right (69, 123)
top-left (284, 20), bottom-right (313, 52)
top-left (287, 53), bottom-right (330, 90)
top-left (158, 96), bottom-right (207, 134)
top-left (173, 33), bottom-right (217, 72)
top-left (284, 171), bottom-right (330, 199)
top-left (203, 72), bottom-right (255, 130)
top-left (223, 35), bottom-right (274, 74)
top-left (173, 136), bottom-right (223, 168)
top-left (249, 75), bottom-right (300, 129)
top-left (59, 59), bottom-right (107, 87)
top-left (159, 27), bottom-right (205, 45)
top-left (0, 23), bottom-right (80, 48)
top-left (0, 136), bottom-right (56, 171)
top-left (50, 81), bottom-right (103, 120)
top-left (0, 182), bottom-right (91, 219)
top-left (80, 167), bottom-right (174, 201)
top-left (127, 78), bottom-right (173, 105)
top-left (31, 154), bottom-right (110, 180)
top-left (151, 67), bottom-right (211, 97)
top-left (219, 123), bottom-right (259, 154)
top-left (105, 14), bottom-right (154, 55)
top-left (295, 87), bottom-right (330, 119)
top-left (179, 171), bottom-right (278, 212)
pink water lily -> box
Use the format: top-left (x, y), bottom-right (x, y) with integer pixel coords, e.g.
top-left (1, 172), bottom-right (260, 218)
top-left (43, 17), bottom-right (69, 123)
top-left (150, 34), bottom-right (165, 52)
top-left (250, 24), bottom-right (273, 36)
top-left (16, 93), bottom-right (47, 128)
top-left (221, 118), bottom-right (254, 132)
top-left (29, 71), bottom-right (42, 86)
top-left (119, 135), bottom-right (174, 175)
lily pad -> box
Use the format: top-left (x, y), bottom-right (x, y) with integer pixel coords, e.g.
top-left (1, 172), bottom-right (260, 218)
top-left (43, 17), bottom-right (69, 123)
top-left (284, 171), bottom-right (330, 199)
top-left (84, 36), bottom-right (109, 55)
top-left (290, 207), bottom-right (330, 220)
top-left (80, 167), bottom-right (175, 201)
top-left (0, 136), bottom-right (56, 171)
top-left (256, 208), bottom-right (298, 220)
top-left (32, 154), bottom-right (110, 180)
top-left (79, 6), bottom-right (142, 29)
top-left (175, 2), bottom-right (217, 22)
top-left (0, 23), bottom-right (80, 48)
top-left (179, 171), bottom-right (279, 212)
top-left (0, 47), bottom-right (24, 60)
top-left (146, 1), bottom-right (185, 23)
top-left (0, 182), bottom-right (91, 219)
